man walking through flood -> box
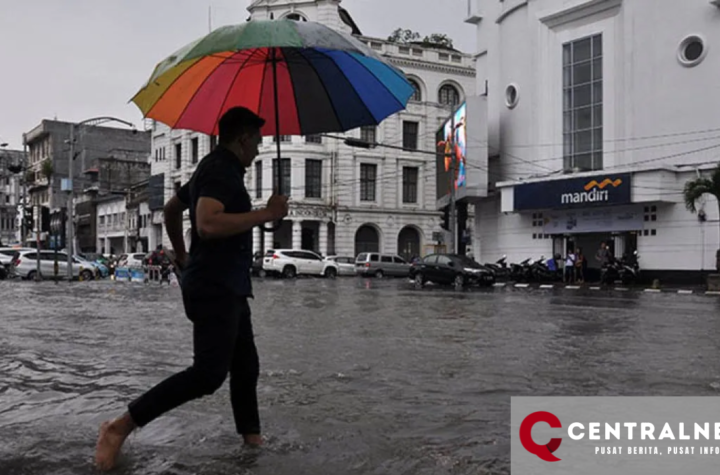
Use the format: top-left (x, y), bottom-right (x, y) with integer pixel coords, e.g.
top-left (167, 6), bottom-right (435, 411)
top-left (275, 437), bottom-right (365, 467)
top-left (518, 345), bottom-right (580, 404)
top-left (94, 107), bottom-right (289, 471)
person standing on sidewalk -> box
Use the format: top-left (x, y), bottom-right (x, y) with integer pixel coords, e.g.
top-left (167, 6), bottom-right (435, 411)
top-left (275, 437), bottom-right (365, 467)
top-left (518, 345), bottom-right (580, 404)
top-left (94, 107), bottom-right (289, 471)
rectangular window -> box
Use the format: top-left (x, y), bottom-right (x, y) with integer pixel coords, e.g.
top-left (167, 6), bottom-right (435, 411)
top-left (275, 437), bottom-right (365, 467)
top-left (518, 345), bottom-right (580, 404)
top-left (175, 143), bottom-right (182, 169)
top-left (360, 163), bottom-right (377, 202)
top-left (563, 33), bottom-right (603, 172)
top-left (191, 138), bottom-right (199, 164)
top-left (305, 135), bottom-right (322, 144)
top-left (360, 126), bottom-right (376, 144)
top-left (272, 158), bottom-right (291, 195)
top-left (273, 135), bottom-right (292, 143)
top-left (305, 159), bottom-right (322, 199)
top-left (255, 161), bottom-right (263, 199)
top-left (402, 166), bottom-right (419, 204)
top-left (403, 121), bottom-right (419, 150)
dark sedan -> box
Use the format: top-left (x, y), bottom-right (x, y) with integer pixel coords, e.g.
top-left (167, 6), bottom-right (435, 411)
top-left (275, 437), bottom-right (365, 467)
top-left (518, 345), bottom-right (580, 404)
top-left (410, 254), bottom-right (496, 290)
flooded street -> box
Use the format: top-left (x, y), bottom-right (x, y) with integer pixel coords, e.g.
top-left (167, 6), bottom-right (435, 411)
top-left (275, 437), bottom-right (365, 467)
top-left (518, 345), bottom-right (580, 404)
top-left (2, 278), bottom-right (720, 474)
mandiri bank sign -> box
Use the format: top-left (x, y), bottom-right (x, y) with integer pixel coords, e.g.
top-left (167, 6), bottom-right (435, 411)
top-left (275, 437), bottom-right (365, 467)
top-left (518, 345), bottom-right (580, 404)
top-left (513, 173), bottom-right (632, 211)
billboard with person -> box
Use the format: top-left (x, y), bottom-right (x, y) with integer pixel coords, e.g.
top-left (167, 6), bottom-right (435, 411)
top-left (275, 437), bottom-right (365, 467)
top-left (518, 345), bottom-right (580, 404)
top-left (435, 95), bottom-right (488, 209)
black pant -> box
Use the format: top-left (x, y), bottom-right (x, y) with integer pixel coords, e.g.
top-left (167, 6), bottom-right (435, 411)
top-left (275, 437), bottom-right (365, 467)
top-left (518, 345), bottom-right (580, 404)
top-left (128, 293), bottom-right (260, 435)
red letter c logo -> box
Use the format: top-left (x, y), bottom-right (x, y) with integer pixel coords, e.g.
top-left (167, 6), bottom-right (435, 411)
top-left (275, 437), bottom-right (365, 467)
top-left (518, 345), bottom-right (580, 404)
top-left (519, 411), bottom-right (562, 462)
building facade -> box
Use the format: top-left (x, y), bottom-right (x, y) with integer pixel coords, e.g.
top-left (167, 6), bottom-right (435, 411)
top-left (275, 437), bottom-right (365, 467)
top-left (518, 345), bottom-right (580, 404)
top-left (0, 148), bottom-right (25, 244)
top-left (151, 0), bottom-right (476, 260)
top-left (466, 0), bottom-right (720, 280)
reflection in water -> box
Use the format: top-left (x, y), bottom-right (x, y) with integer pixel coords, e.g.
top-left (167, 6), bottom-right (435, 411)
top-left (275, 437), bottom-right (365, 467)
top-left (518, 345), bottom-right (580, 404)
top-left (1, 280), bottom-right (719, 474)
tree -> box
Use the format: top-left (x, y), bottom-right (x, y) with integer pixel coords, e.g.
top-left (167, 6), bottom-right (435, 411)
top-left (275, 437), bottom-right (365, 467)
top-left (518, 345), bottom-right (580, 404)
top-left (387, 28), bottom-right (421, 44)
top-left (423, 33), bottom-right (454, 49)
top-left (41, 159), bottom-right (54, 181)
top-left (683, 163), bottom-right (720, 271)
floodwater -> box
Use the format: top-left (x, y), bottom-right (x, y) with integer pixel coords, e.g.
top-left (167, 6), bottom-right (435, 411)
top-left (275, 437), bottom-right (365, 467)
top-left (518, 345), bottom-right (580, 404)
top-left (1, 278), bottom-right (720, 474)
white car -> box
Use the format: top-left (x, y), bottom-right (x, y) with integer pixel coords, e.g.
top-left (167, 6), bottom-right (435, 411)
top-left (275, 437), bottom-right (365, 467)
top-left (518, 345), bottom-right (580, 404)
top-left (12, 249), bottom-right (96, 281)
top-left (117, 252), bottom-right (147, 268)
top-left (325, 256), bottom-right (356, 276)
top-left (263, 249), bottom-right (339, 278)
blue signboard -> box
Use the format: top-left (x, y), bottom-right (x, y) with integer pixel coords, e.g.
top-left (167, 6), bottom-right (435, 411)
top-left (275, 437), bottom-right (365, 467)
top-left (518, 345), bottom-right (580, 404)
top-left (513, 173), bottom-right (632, 211)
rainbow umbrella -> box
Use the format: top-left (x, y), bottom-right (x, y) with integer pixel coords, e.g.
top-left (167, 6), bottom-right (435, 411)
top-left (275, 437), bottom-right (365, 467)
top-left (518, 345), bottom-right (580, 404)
top-left (132, 19), bottom-right (415, 141)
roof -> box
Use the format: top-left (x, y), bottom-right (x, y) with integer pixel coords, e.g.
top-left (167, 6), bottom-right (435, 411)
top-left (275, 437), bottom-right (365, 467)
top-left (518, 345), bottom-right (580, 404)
top-left (338, 6), bottom-right (362, 35)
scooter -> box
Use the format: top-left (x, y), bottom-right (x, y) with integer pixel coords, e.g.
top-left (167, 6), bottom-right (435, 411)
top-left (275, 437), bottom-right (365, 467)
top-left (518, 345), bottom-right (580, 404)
top-left (600, 251), bottom-right (641, 285)
top-left (510, 257), bottom-right (534, 282)
top-left (485, 255), bottom-right (510, 279)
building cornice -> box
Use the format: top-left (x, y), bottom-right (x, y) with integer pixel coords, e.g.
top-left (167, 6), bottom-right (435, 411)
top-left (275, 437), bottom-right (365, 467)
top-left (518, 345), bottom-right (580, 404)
top-left (538, 0), bottom-right (622, 28)
top-left (387, 57), bottom-right (476, 77)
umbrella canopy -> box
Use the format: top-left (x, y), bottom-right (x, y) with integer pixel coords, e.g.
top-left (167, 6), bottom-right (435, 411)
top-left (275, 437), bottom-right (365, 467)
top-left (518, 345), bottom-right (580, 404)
top-left (132, 20), bottom-right (415, 137)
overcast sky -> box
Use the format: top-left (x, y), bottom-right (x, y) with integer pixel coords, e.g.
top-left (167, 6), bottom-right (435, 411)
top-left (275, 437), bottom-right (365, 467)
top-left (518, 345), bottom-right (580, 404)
top-left (0, 0), bottom-right (475, 150)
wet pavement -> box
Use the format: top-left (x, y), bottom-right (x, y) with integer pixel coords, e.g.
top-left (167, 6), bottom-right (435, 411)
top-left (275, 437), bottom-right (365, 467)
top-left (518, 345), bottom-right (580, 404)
top-left (1, 277), bottom-right (720, 474)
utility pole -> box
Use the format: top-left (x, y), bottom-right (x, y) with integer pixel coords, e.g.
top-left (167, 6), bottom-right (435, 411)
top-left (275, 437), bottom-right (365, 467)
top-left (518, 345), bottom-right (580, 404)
top-left (66, 124), bottom-right (75, 281)
top-left (448, 113), bottom-right (457, 255)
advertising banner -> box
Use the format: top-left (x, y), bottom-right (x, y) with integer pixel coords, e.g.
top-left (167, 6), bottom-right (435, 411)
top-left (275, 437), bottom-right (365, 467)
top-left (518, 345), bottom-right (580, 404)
top-left (512, 397), bottom-right (720, 474)
top-left (542, 205), bottom-right (644, 234)
top-left (514, 173), bottom-right (632, 211)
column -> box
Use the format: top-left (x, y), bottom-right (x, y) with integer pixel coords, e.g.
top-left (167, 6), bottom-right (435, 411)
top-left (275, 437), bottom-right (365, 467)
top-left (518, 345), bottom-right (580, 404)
top-left (292, 220), bottom-right (302, 250)
top-left (104, 237), bottom-right (110, 255)
top-left (319, 220), bottom-right (328, 257)
top-left (252, 227), bottom-right (261, 255)
top-left (613, 235), bottom-right (626, 260)
top-left (263, 231), bottom-right (274, 252)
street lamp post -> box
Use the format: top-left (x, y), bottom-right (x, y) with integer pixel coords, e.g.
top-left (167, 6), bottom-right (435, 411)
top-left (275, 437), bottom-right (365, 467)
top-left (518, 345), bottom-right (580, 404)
top-left (65, 117), bottom-right (136, 281)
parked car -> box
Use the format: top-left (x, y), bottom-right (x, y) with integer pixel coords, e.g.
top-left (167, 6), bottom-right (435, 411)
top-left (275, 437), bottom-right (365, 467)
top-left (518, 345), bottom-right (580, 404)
top-left (324, 256), bottom-right (356, 276)
top-left (117, 252), bottom-right (147, 268)
top-left (0, 247), bottom-right (31, 280)
top-left (263, 249), bottom-right (339, 278)
top-left (12, 250), bottom-right (96, 281)
top-left (76, 254), bottom-right (109, 278)
top-left (410, 253), bottom-right (496, 290)
top-left (355, 252), bottom-right (411, 278)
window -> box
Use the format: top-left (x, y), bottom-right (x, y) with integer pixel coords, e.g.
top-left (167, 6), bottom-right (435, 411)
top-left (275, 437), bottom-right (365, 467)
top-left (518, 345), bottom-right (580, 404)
top-left (360, 126), bottom-right (376, 144)
top-left (255, 161), bottom-right (263, 199)
top-left (360, 163), bottom-right (377, 202)
top-left (272, 158), bottom-right (291, 194)
top-left (403, 121), bottom-right (419, 150)
top-left (409, 79), bottom-right (422, 102)
top-left (305, 159), bottom-right (322, 198)
top-left (381, 255), bottom-right (393, 263)
top-left (393, 256), bottom-right (406, 264)
top-left (402, 166), bottom-right (418, 204)
top-left (285, 13), bottom-right (306, 21)
top-left (678, 35), bottom-right (707, 67)
top-left (563, 34), bottom-right (603, 172)
top-left (209, 135), bottom-right (218, 150)
top-left (191, 138), bottom-right (199, 164)
top-left (175, 143), bottom-right (182, 169)
top-left (439, 84), bottom-right (460, 106)
top-left (305, 134), bottom-right (322, 144)
top-left (437, 255), bottom-right (452, 266)
top-left (273, 135), bottom-right (291, 143)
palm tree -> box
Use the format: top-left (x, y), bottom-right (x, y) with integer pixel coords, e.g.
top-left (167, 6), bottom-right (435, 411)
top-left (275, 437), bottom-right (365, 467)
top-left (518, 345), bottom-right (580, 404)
top-left (41, 159), bottom-right (54, 182)
top-left (683, 163), bottom-right (720, 272)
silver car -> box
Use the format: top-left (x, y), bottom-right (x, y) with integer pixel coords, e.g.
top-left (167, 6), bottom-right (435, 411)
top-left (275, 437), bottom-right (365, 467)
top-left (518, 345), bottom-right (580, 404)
top-left (12, 250), bottom-right (95, 281)
top-left (355, 252), bottom-right (411, 278)
top-left (325, 256), bottom-right (356, 276)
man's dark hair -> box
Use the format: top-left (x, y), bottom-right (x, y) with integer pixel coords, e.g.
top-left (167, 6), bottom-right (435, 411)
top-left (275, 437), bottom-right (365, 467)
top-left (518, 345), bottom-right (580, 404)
top-left (218, 107), bottom-right (266, 143)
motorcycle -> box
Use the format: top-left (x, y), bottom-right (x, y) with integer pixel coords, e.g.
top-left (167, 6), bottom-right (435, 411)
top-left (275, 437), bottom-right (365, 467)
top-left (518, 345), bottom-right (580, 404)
top-left (510, 257), bottom-right (534, 282)
top-left (601, 251), bottom-right (641, 285)
top-left (530, 255), bottom-right (563, 282)
top-left (485, 255), bottom-right (510, 279)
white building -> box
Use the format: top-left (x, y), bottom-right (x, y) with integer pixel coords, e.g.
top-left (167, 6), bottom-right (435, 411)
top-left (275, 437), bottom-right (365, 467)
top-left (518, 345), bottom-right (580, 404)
top-left (96, 195), bottom-right (127, 256)
top-left (466, 0), bottom-right (720, 281)
top-left (0, 148), bottom-right (24, 244)
top-left (150, 0), bottom-right (476, 260)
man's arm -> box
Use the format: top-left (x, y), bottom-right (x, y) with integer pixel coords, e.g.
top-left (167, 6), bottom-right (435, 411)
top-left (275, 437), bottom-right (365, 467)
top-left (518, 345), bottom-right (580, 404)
top-left (196, 198), bottom-right (280, 240)
top-left (164, 184), bottom-right (190, 262)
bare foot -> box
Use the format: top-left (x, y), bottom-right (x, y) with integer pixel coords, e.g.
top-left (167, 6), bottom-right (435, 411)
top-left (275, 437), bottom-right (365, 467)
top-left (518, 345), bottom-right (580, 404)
top-left (243, 433), bottom-right (263, 447)
top-left (95, 414), bottom-right (135, 471)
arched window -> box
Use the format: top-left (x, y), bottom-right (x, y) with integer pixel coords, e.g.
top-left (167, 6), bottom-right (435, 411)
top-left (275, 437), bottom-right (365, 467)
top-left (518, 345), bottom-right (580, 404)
top-left (408, 79), bottom-right (422, 102)
top-left (438, 84), bottom-right (460, 107)
top-left (285, 13), bottom-right (307, 21)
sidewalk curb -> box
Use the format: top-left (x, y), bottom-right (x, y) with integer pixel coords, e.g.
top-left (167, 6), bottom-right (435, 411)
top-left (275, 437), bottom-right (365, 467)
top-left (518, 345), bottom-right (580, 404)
top-left (496, 282), bottom-right (717, 296)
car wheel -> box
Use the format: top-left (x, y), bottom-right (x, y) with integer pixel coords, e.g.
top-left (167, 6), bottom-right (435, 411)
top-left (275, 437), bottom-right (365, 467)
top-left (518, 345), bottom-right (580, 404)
top-left (27, 270), bottom-right (38, 281)
top-left (282, 265), bottom-right (297, 279)
top-left (325, 267), bottom-right (337, 279)
top-left (414, 272), bottom-right (424, 289)
top-left (258, 269), bottom-right (266, 278)
top-left (375, 270), bottom-right (384, 278)
top-left (81, 270), bottom-right (94, 281)
top-left (454, 274), bottom-right (465, 290)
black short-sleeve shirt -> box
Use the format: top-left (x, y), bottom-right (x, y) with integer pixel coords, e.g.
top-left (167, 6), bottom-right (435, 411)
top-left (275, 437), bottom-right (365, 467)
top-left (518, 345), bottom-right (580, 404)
top-left (179, 145), bottom-right (253, 298)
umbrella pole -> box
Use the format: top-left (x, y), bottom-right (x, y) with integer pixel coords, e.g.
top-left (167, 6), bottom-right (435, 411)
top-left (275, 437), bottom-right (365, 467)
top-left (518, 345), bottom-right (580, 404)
top-left (272, 47), bottom-right (283, 197)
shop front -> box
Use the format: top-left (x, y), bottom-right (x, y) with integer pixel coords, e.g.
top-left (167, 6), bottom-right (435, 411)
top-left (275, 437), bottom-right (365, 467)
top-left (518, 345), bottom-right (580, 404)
top-left (502, 172), bottom-right (641, 281)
